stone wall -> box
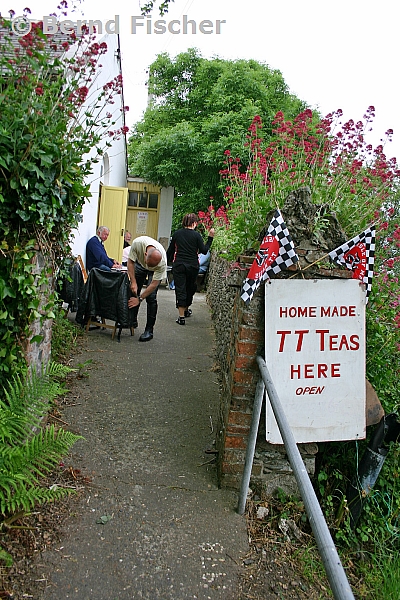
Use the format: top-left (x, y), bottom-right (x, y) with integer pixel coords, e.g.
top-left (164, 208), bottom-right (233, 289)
top-left (21, 251), bottom-right (54, 374)
top-left (206, 188), bottom-right (352, 493)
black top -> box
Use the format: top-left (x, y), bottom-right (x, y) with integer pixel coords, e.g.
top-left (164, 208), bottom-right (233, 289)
top-left (166, 228), bottom-right (213, 269)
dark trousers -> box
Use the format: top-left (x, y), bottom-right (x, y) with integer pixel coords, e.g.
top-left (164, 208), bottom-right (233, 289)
top-left (173, 263), bottom-right (199, 308)
top-left (131, 262), bottom-right (158, 332)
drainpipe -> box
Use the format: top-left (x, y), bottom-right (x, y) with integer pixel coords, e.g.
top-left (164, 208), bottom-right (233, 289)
top-left (116, 33), bottom-right (129, 181)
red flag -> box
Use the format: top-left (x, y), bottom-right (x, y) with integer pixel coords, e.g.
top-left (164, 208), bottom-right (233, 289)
top-left (342, 244), bottom-right (367, 282)
top-left (246, 235), bottom-right (280, 281)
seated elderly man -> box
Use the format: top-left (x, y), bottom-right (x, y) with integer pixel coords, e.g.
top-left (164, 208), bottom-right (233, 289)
top-left (86, 226), bottom-right (121, 272)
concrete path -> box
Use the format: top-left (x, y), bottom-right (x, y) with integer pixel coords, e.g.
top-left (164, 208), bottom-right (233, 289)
top-left (42, 287), bottom-right (249, 599)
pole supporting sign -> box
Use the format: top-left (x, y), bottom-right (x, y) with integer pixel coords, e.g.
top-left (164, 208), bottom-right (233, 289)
top-left (265, 279), bottom-right (366, 444)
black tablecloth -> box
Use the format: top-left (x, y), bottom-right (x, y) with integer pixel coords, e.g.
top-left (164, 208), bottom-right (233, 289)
top-left (75, 268), bottom-right (134, 328)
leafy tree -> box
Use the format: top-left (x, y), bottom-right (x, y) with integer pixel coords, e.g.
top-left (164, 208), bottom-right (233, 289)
top-left (127, 49), bottom-right (307, 224)
top-left (140, 0), bottom-right (175, 15)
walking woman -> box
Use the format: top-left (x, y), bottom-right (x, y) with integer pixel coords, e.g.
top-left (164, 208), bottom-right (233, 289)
top-left (166, 213), bottom-right (215, 325)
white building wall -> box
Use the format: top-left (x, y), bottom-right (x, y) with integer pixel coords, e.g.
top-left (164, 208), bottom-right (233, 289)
top-left (158, 186), bottom-right (174, 241)
top-left (70, 33), bottom-right (127, 259)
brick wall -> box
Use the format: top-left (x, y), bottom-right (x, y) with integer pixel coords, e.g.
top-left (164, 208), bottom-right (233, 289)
top-left (206, 254), bottom-right (264, 489)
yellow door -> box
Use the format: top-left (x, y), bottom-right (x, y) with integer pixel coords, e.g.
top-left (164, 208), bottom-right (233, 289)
top-left (98, 185), bottom-right (128, 263)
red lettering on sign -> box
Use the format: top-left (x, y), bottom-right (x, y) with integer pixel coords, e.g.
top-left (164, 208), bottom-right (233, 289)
top-left (350, 335), bottom-right (360, 350)
top-left (318, 364), bottom-right (328, 378)
top-left (320, 305), bottom-right (357, 317)
top-left (290, 364), bottom-right (341, 379)
top-left (279, 306), bottom-right (317, 318)
top-left (296, 386), bottom-right (325, 395)
top-left (329, 335), bottom-right (339, 350)
top-left (277, 330), bottom-right (291, 352)
top-left (316, 330), bottom-right (360, 352)
top-left (316, 329), bottom-right (329, 350)
top-left (294, 330), bottom-right (309, 351)
top-left (304, 364), bottom-right (314, 378)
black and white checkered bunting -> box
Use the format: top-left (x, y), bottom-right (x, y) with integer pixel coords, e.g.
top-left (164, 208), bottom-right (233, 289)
top-left (261, 212), bottom-right (299, 279)
top-left (241, 210), bottom-right (299, 304)
top-left (328, 225), bottom-right (376, 301)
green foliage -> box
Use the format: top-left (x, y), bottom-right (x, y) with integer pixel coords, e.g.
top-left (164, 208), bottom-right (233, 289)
top-left (208, 109), bottom-right (399, 597)
top-left (0, 8), bottom-right (127, 387)
top-left (364, 550), bottom-right (400, 600)
top-left (209, 109), bottom-right (400, 259)
top-left (140, 0), bottom-right (174, 15)
top-left (76, 359), bottom-right (93, 379)
top-left (127, 49), bottom-right (307, 222)
top-left (0, 361), bottom-right (81, 518)
top-left (51, 306), bottom-right (83, 364)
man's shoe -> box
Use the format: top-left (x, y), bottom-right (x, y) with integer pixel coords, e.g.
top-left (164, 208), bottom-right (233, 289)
top-left (184, 309), bottom-right (192, 318)
top-left (139, 330), bottom-right (153, 341)
top-left (176, 317), bottom-right (185, 326)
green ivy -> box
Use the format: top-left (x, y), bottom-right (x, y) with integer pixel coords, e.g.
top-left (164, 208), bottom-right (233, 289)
top-left (0, 11), bottom-right (127, 388)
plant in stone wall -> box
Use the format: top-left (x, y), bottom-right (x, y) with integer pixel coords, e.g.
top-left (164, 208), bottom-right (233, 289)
top-left (0, 6), bottom-right (129, 388)
top-left (200, 109), bottom-right (400, 411)
top-left (205, 108), bottom-right (400, 257)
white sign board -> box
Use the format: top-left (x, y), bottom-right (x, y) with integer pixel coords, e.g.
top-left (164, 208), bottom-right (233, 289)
top-left (136, 211), bottom-right (148, 235)
top-left (265, 279), bottom-right (366, 444)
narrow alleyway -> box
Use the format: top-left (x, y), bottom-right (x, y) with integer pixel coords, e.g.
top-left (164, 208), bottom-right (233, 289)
top-left (41, 287), bottom-right (249, 599)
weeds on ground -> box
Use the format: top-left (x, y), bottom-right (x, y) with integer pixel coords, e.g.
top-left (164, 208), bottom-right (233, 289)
top-left (254, 437), bottom-right (400, 599)
top-left (51, 306), bottom-right (84, 364)
top-left (242, 489), bottom-right (332, 599)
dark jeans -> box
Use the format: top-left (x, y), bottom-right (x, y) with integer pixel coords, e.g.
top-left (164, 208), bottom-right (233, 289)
top-left (172, 263), bottom-right (199, 308)
top-left (131, 262), bottom-right (158, 332)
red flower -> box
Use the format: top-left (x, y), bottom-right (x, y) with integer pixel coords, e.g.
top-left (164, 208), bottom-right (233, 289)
top-left (35, 86), bottom-right (43, 95)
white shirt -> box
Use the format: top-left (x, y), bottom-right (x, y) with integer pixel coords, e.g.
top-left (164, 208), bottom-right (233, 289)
top-left (128, 236), bottom-right (167, 281)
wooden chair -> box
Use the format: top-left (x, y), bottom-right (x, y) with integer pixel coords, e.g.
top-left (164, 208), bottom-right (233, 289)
top-left (76, 255), bottom-right (88, 284)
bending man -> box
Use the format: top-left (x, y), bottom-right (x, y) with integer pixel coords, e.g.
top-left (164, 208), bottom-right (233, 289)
top-left (127, 236), bottom-right (167, 342)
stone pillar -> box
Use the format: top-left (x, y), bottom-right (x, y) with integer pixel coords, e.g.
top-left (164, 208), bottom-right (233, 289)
top-left (21, 251), bottom-right (54, 374)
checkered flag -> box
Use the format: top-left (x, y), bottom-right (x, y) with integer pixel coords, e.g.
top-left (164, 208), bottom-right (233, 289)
top-left (241, 210), bottom-right (299, 304)
top-left (329, 225), bottom-right (375, 302)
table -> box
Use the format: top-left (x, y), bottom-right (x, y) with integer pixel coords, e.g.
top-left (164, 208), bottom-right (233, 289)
top-left (75, 268), bottom-right (135, 341)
